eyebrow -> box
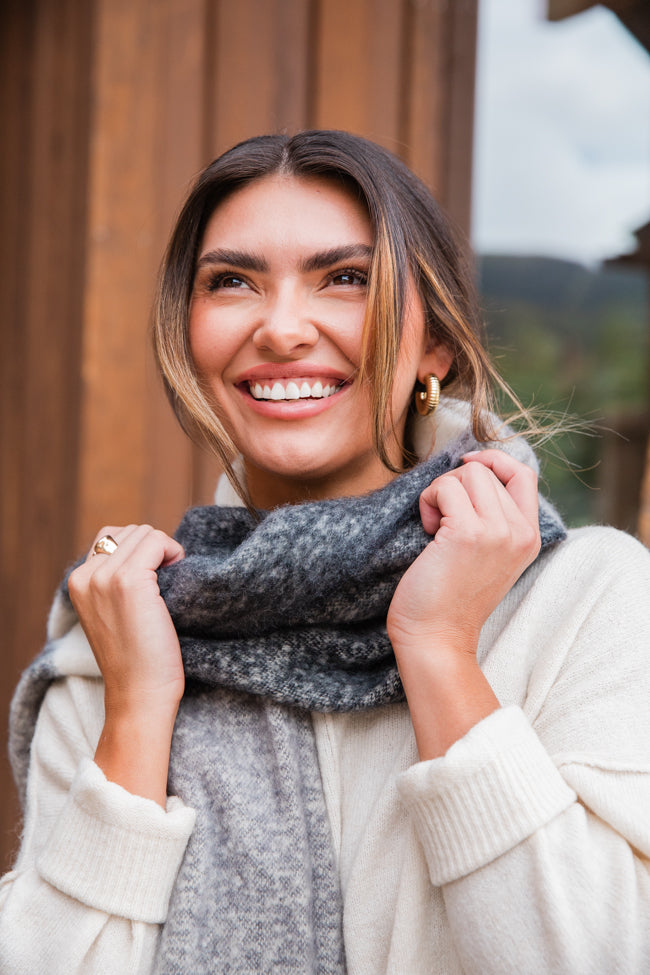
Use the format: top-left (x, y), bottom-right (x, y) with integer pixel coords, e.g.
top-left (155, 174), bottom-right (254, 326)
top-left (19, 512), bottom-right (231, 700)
top-left (195, 243), bottom-right (373, 274)
top-left (300, 244), bottom-right (373, 272)
top-left (196, 249), bottom-right (268, 272)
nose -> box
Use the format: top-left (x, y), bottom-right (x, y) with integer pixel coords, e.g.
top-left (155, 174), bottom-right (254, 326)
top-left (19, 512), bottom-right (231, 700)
top-left (252, 286), bottom-right (319, 357)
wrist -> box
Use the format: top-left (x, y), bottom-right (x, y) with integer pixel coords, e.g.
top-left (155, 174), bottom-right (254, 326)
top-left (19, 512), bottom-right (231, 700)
top-left (99, 697), bottom-right (178, 740)
top-left (96, 699), bottom-right (180, 807)
top-left (388, 621), bottom-right (481, 664)
top-left (103, 680), bottom-right (183, 722)
top-left (392, 635), bottom-right (499, 761)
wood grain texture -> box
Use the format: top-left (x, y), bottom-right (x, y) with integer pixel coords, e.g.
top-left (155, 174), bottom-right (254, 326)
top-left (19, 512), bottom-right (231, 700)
top-left (76, 0), bottom-right (209, 544)
top-left (314, 0), bottom-right (405, 151)
top-left (0, 0), bottom-right (93, 871)
top-left (207, 0), bottom-right (312, 156)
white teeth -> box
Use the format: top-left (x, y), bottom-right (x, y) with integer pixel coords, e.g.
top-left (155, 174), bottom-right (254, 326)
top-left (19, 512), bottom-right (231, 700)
top-left (248, 379), bottom-right (341, 401)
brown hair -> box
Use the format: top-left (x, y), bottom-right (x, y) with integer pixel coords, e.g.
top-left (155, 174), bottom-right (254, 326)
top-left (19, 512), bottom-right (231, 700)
top-left (153, 130), bottom-right (510, 500)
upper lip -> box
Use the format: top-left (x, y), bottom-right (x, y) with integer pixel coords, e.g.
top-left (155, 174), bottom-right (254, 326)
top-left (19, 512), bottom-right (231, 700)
top-left (235, 362), bottom-right (354, 384)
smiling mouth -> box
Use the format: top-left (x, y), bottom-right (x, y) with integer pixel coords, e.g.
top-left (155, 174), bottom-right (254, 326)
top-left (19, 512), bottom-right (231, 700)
top-left (247, 379), bottom-right (344, 402)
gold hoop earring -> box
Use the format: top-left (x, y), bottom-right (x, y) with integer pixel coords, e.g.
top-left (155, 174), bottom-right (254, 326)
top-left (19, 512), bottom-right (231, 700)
top-left (414, 374), bottom-right (440, 416)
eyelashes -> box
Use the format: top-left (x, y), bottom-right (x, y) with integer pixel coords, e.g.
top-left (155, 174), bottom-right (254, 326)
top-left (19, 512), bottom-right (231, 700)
top-left (205, 272), bottom-right (250, 292)
top-left (327, 268), bottom-right (368, 287)
top-left (202, 267), bottom-right (369, 293)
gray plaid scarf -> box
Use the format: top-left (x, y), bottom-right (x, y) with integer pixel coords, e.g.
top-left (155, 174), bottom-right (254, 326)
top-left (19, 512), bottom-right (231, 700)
top-left (10, 431), bottom-right (565, 975)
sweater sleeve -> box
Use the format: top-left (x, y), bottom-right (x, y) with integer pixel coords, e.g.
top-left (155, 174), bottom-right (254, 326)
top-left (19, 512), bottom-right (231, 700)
top-left (0, 664), bottom-right (195, 975)
top-left (396, 527), bottom-right (650, 975)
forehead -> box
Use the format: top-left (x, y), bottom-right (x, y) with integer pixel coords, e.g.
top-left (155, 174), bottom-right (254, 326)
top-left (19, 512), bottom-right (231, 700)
top-left (199, 174), bottom-right (373, 256)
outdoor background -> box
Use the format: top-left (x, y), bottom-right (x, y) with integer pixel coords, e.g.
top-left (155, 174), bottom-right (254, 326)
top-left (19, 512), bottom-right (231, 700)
top-left (1, 0), bottom-right (648, 871)
top-left (475, 0), bottom-right (649, 530)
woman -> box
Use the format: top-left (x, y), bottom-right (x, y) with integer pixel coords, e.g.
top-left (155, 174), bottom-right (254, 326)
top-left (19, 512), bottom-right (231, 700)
top-left (2, 131), bottom-right (649, 974)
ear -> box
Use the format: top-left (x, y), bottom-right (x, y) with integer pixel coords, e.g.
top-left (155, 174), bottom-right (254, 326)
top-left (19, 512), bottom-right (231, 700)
top-left (417, 341), bottom-right (454, 384)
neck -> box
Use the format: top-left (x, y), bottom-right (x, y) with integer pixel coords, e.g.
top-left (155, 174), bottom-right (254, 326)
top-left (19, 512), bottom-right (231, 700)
top-left (244, 456), bottom-right (401, 509)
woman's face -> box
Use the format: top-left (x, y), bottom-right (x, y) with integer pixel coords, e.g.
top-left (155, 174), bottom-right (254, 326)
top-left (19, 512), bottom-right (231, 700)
top-left (189, 173), bottom-right (451, 507)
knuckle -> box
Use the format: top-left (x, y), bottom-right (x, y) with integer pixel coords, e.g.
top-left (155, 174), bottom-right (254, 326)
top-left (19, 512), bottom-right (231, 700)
top-left (113, 564), bottom-right (137, 592)
top-left (87, 570), bottom-right (108, 597)
top-left (516, 524), bottom-right (540, 557)
top-left (462, 525), bottom-right (482, 546)
top-left (530, 530), bottom-right (542, 556)
top-left (67, 568), bottom-right (85, 599)
top-left (492, 523), bottom-right (510, 545)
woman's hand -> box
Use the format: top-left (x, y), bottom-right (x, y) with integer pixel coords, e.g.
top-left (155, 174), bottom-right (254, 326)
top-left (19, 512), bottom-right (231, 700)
top-left (67, 525), bottom-right (185, 805)
top-left (387, 450), bottom-right (541, 758)
top-left (388, 449), bottom-right (541, 652)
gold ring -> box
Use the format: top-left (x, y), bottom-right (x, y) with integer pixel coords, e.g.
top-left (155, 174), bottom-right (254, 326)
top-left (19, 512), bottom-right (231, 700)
top-left (93, 534), bottom-right (118, 556)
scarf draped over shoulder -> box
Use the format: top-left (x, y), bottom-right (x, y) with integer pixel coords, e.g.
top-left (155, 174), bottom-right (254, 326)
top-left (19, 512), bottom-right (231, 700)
top-left (9, 416), bottom-right (566, 975)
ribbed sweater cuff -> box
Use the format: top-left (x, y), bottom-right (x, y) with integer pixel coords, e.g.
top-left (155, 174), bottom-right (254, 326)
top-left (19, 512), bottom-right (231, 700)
top-left (37, 759), bottom-right (196, 923)
top-left (396, 706), bottom-right (576, 886)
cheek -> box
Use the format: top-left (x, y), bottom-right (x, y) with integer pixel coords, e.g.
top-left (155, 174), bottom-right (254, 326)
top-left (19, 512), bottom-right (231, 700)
top-left (188, 303), bottom-right (229, 380)
top-left (390, 373), bottom-right (417, 424)
top-left (188, 334), bottom-right (208, 375)
top-left (322, 309), bottom-right (369, 370)
top-left (189, 296), bottom-right (261, 380)
top-left (393, 335), bottom-right (425, 405)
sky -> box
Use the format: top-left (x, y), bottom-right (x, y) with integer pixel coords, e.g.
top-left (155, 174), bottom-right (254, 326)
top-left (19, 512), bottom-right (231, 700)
top-left (472, 0), bottom-right (650, 265)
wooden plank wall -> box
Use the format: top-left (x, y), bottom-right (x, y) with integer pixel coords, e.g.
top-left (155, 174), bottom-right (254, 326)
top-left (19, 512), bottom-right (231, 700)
top-left (0, 0), bottom-right (478, 869)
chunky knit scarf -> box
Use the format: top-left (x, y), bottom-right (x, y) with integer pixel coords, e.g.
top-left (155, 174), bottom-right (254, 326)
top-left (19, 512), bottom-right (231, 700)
top-left (10, 430), bottom-right (566, 975)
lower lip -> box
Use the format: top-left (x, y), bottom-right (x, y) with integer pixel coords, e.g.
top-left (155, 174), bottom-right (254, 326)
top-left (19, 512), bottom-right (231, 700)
top-left (237, 384), bottom-right (349, 418)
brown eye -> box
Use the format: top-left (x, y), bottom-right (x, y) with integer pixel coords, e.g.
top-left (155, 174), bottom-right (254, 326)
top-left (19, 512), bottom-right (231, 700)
top-left (207, 273), bottom-right (251, 291)
top-left (329, 269), bottom-right (368, 287)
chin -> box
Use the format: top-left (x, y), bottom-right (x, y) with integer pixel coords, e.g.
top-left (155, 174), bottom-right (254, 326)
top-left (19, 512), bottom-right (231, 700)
top-left (254, 453), bottom-right (342, 483)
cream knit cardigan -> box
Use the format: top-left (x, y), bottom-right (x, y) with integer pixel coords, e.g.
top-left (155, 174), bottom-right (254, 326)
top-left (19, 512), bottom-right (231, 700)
top-left (2, 402), bottom-right (650, 974)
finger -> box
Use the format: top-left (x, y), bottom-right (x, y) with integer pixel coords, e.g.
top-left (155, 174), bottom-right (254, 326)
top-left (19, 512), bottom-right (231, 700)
top-left (452, 460), bottom-right (514, 523)
top-left (87, 525), bottom-right (184, 571)
top-left (462, 450), bottom-right (539, 526)
top-left (419, 473), bottom-right (478, 536)
top-left (424, 462), bottom-right (521, 532)
top-left (116, 526), bottom-right (184, 569)
top-left (454, 462), bottom-right (539, 540)
top-left (99, 525), bottom-right (184, 572)
top-left (86, 525), bottom-right (141, 563)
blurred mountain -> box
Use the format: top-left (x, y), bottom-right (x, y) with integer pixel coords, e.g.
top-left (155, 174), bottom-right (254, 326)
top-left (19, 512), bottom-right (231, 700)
top-left (478, 253), bottom-right (647, 340)
top-left (475, 254), bottom-right (649, 525)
